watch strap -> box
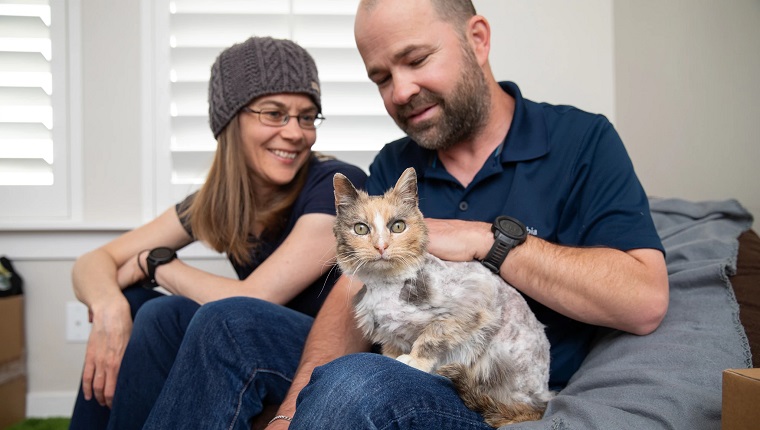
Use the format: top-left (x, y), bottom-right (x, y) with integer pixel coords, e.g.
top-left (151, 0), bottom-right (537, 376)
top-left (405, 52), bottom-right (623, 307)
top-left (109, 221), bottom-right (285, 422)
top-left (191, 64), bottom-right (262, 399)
top-left (481, 216), bottom-right (527, 274)
top-left (482, 236), bottom-right (511, 273)
top-left (146, 247), bottom-right (176, 286)
top-left (147, 260), bottom-right (159, 285)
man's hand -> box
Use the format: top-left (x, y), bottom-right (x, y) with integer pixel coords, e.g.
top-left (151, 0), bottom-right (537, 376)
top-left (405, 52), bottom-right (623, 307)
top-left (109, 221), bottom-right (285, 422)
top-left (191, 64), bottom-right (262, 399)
top-left (424, 218), bottom-right (492, 262)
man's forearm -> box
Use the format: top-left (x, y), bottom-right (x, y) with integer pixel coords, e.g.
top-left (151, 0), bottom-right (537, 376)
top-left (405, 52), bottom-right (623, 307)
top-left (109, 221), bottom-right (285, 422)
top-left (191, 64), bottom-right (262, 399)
top-left (502, 236), bottom-right (669, 334)
top-left (425, 218), bottom-right (668, 335)
top-left (272, 275), bottom-right (372, 425)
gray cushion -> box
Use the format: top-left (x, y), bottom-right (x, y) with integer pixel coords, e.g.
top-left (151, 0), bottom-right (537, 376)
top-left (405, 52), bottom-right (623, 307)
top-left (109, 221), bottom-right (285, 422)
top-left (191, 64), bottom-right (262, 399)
top-left (503, 198), bottom-right (754, 430)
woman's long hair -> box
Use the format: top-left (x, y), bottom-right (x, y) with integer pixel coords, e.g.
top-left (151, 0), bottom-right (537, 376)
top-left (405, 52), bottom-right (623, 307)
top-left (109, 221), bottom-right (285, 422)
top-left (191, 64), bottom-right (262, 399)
top-left (180, 116), bottom-right (311, 265)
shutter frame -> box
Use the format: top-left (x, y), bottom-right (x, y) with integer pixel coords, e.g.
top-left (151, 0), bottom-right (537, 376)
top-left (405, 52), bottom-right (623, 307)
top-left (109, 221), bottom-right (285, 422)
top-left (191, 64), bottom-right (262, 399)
top-left (0, 0), bottom-right (75, 221)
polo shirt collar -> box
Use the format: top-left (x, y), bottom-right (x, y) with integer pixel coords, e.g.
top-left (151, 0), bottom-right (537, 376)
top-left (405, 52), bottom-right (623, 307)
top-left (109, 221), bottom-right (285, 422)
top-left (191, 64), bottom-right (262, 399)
top-left (498, 81), bottom-right (550, 162)
top-left (417, 81), bottom-right (550, 181)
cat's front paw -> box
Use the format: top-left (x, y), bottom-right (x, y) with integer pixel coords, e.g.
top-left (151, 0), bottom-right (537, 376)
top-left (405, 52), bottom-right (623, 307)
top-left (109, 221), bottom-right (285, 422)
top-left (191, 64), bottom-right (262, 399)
top-left (396, 354), bottom-right (415, 366)
top-left (396, 354), bottom-right (433, 373)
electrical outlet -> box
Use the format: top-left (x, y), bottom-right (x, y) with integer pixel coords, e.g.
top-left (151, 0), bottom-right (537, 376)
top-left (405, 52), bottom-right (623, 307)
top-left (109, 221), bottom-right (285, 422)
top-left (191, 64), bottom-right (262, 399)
top-left (66, 301), bottom-right (91, 343)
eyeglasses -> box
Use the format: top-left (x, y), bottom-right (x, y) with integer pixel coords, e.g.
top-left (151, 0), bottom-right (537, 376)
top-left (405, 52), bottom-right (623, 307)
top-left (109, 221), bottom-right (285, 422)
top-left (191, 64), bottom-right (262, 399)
top-left (241, 107), bottom-right (325, 130)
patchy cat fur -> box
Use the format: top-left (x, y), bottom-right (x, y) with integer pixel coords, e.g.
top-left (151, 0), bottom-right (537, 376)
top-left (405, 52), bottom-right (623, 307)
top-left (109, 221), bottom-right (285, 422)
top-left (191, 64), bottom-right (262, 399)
top-left (333, 167), bottom-right (554, 427)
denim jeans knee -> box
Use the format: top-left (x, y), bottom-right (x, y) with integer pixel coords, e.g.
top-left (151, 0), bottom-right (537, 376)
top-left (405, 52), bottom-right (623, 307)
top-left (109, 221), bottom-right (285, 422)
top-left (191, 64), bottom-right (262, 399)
top-left (128, 295), bottom-right (199, 348)
top-left (292, 353), bottom-right (492, 430)
top-left (143, 297), bottom-right (315, 430)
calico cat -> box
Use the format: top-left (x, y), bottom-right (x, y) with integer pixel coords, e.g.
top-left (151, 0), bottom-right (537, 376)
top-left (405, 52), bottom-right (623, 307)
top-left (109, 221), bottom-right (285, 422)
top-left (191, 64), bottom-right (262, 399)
top-left (332, 167), bottom-right (554, 427)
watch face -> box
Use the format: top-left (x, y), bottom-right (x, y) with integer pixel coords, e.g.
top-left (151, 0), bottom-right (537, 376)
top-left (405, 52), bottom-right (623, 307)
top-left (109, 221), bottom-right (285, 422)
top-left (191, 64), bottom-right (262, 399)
top-left (150, 247), bottom-right (175, 260)
top-left (498, 217), bottom-right (524, 238)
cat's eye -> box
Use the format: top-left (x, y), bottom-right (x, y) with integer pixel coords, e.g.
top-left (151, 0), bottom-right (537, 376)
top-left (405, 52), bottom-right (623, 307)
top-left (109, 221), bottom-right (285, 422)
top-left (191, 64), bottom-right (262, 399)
top-left (390, 221), bottom-right (406, 233)
top-left (354, 223), bottom-right (369, 235)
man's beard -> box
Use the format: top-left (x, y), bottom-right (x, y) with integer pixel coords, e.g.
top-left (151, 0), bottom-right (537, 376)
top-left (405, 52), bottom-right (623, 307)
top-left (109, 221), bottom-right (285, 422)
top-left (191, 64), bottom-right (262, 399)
top-left (395, 48), bottom-right (491, 151)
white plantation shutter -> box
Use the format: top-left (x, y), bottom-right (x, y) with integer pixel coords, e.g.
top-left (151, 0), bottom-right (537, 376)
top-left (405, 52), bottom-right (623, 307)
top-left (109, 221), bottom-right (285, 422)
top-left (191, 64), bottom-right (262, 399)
top-left (0, 0), bottom-right (73, 220)
top-left (154, 0), bottom-right (401, 211)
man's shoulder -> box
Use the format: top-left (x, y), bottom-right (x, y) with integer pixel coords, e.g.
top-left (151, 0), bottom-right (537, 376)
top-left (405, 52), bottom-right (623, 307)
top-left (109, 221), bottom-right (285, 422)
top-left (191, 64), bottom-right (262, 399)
top-left (375, 136), bottom-right (418, 158)
top-left (502, 81), bottom-right (613, 131)
top-left (535, 99), bottom-right (612, 129)
top-left (371, 136), bottom-right (424, 175)
top-left (532, 100), bottom-right (617, 148)
top-left (367, 136), bottom-right (427, 194)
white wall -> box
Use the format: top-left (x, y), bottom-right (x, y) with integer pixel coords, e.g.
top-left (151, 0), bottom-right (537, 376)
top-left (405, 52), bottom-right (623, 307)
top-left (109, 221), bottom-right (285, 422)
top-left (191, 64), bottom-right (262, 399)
top-left (614, 0), bottom-right (760, 221)
top-left (2, 0), bottom-right (757, 418)
top-left (477, 0), bottom-right (616, 121)
top-left (79, 1), bottom-right (144, 224)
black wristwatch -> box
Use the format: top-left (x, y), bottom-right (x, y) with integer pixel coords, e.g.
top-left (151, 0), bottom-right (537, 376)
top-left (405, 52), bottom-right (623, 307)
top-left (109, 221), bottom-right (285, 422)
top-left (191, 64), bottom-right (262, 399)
top-left (481, 216), bottom-right (527, 273)
top-left (146, 247), bottom-right (177, 286)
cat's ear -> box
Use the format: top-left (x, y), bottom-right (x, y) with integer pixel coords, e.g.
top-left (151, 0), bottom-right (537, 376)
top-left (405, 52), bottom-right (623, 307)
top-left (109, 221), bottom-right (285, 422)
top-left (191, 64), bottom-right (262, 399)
top-left (393, 167), bottom-right (418, 205)
top-left (334, 173), bottom-right (360, 210)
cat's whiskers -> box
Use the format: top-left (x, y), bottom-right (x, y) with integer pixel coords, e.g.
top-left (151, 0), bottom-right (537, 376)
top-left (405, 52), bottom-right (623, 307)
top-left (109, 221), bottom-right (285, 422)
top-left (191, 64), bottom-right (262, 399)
top-left (336, 249), bottom-right (366, 270)
top-left (318, 264), bottom-right (340, 299)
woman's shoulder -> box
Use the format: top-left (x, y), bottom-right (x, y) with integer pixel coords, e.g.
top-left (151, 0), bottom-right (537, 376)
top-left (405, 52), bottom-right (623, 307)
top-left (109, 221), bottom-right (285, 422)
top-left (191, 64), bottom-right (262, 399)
top-left (309, 154), bottom-right (368, 187)
top-left (290, 155), bottom-right (368, 216)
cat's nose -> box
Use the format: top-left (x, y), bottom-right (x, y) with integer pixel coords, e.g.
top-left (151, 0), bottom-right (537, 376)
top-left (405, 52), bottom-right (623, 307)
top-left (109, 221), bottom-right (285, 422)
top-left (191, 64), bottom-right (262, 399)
top-left (375, 241), bottom-right (389, 256)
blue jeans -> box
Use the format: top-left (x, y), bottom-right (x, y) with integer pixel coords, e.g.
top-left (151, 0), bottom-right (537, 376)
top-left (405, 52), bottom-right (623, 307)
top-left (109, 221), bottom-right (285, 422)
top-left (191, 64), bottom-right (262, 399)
top-left (106, 294), bottom-right (200, 430)
top-left (69, 285), bottom-right (168, 430)
top-left (291, 353), bottom-right (492, 430)
top-left (70, 290), bottom-right (312, 430)
top-left (142, 297), bottom-right (313, 429)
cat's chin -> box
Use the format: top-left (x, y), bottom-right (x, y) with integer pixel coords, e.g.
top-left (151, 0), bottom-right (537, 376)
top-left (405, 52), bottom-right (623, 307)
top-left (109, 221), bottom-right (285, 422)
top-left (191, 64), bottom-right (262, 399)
top-left (365, 258), bottom-right (402, 270)
top-left (357, 260), bottom-right (420, 283)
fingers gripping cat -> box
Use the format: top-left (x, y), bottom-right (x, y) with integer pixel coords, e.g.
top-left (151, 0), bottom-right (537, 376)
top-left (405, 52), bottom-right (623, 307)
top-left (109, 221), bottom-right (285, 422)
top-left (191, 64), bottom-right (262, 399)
top-left (333, 167), bottom-right (554, 428)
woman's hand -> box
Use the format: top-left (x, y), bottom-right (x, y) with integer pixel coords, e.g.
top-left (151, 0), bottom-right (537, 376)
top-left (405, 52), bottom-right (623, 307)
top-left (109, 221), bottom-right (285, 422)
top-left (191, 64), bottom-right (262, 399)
top-left (81, 297), bottom-right (133, 408)
top-left (265, 419), bottom-right (291, 430)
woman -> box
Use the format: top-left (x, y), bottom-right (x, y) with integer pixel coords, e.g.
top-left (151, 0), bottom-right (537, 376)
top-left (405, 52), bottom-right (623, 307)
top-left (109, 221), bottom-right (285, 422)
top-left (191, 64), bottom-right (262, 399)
top-left (68, 36), bottom-right (367, 429)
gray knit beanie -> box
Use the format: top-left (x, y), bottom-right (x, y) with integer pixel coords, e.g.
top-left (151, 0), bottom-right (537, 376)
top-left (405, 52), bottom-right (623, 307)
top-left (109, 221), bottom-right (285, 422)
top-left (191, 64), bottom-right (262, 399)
top-left (208, 37), bottom-right (321, 138)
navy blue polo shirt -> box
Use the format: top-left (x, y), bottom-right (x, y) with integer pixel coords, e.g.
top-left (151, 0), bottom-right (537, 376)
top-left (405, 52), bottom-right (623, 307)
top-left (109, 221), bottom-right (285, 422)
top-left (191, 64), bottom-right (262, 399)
top-left (366, 81), bottom-right (663, 388)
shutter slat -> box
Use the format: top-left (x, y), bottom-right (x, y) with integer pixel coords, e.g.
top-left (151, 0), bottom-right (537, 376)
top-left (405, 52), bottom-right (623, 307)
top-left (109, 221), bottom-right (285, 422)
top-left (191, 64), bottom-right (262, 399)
top-left (292, 0), bottom-right (360, 16)
top-left (170, 47), bottom-right (220, 83)
top-left (309, 47), bottom-right (368, 83)
top-left (292, 15), bottom-right (355, 49)
top-left (171, 0), bottom-right (289, 15)
top-left (170, 14), bottom-right (290, 48)
top-left (0, 2), bottom-right (54, 187)
top-left (314, 115), bottom-right (403, 152)
top-left (172, 116), bottom-right (214, 152)
top-left (321, 82), bottom-right (387, 116)
top-left (0, 123), bottom-right (53, 162)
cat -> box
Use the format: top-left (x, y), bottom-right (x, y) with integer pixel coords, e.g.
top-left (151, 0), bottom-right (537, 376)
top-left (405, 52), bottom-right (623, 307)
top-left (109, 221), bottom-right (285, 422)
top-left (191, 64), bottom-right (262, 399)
top-left (332, 167), bottom-right (554, 427)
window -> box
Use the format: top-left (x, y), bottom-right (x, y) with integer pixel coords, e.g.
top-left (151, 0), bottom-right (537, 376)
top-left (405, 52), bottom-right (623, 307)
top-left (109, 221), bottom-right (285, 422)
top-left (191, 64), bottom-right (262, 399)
top-left (0, 0), bottom-right (78, 221)
top-left (150, 0), bottom-right (401, 213)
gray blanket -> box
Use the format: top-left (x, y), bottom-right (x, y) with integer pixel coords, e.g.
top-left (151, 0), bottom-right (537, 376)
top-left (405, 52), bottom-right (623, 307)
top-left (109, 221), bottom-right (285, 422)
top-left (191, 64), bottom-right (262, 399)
top-left (504, 198), bottom-right (754, 430)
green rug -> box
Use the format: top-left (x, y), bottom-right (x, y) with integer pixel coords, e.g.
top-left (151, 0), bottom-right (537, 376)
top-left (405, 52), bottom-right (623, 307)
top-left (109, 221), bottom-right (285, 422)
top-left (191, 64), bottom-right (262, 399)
top-left (5, 417), bottom-right (70, 430)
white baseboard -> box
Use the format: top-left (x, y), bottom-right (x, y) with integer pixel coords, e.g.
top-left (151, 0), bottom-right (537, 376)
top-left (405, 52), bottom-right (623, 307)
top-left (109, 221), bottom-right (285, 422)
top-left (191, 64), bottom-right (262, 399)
top-left (27, 391), bottom-right (77, 418)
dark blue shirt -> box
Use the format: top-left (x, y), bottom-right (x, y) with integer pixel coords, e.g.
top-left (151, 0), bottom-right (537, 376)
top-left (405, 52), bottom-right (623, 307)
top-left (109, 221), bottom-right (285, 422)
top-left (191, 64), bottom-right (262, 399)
top-left (178, 156), bottom-right (367, 317)
top-left (366, 82), bottom-right (663, 388)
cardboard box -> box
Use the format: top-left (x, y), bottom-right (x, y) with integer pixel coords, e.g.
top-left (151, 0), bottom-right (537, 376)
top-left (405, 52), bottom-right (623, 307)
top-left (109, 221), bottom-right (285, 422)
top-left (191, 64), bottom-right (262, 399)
top-left (0, 376), bottom-right (26, 427)
top-left (722, 368), bottom-right (760, 430)
top-left (0, 295), bottom-right (26, 428)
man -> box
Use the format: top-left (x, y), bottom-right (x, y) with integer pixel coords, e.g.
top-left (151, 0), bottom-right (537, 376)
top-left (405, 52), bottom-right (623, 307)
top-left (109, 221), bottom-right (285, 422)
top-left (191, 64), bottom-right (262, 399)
top-left (271, 0), bottom-right (668, 428)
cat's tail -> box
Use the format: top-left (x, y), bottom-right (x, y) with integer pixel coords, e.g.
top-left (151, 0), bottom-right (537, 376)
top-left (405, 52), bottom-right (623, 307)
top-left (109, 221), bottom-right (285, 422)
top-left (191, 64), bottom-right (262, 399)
top-left (437, 363), bottom-right (547, 428)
